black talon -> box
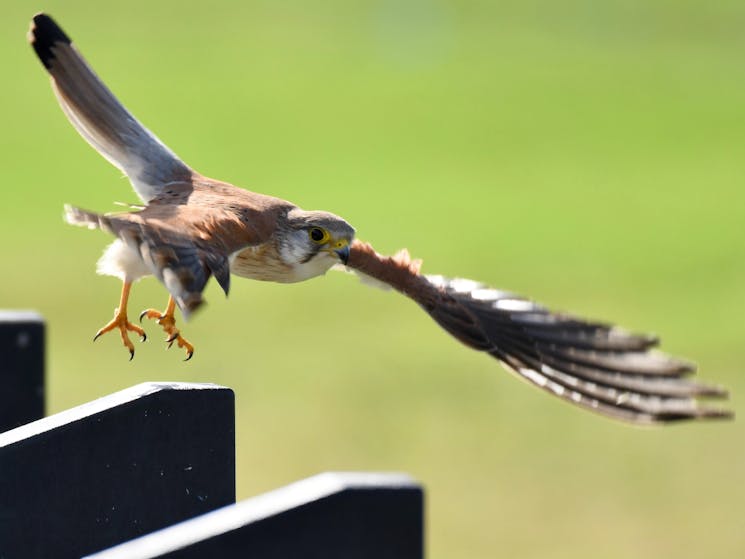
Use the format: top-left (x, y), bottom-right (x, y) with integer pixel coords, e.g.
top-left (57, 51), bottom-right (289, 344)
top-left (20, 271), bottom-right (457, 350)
top-left (128, 348), bottom-right (134, 361)
top-left (140, 332), bottom-right (147, 342)
top-left (166, 332), bottom-right (179, 344)
top-left (184, 352), bottom-right (193, 362)
top-left (93, 331), bottom-right (102, 342)
top-left (138, 310), bottom-right (148, 323)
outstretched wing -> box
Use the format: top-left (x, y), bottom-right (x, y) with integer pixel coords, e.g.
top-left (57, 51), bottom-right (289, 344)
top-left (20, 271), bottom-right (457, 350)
top-left (28, 13), bottom-right (192, 202)
top-left (346, 240), bottom-right (731, 424)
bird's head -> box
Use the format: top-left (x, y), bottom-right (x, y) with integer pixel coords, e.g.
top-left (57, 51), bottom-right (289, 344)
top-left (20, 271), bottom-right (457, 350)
top-left (277, 208), bottom-right (356, 281)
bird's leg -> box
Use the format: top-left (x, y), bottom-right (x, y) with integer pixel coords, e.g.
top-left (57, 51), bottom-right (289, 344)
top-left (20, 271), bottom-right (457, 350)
top-left (93, 281), bottom-right (147, 360)
top-left (139, 296), bottom-right (194, 360)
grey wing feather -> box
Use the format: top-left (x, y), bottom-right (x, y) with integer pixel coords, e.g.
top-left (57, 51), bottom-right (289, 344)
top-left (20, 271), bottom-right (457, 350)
top-left (122, 226), bottom-right (231, 318)
top-left (65, 204), bottom-right (229, 318)
top-left (423, 275), bottom-right (731, 424)
top-left (29, 13), bottom-right (192, 202)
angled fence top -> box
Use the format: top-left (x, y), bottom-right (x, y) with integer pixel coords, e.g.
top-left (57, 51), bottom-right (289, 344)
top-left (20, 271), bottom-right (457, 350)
top-left (0, 382), bottom-right (225, 448)
top-left (85, 472), bottom-right (424, 559)
top-left (0, 381), bottom-right (235, 559)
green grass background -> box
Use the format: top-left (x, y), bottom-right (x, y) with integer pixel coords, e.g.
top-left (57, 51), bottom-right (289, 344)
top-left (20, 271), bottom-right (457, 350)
top-left (3, 1), bottom-right (745, 556)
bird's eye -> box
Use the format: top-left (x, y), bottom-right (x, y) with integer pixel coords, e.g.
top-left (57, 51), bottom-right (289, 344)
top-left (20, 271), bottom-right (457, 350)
top-left (309, 227), bottom-right (329, 243)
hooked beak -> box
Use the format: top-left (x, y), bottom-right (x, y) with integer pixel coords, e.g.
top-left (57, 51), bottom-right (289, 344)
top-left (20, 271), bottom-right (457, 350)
top-left (334, 244), bottom-right (350, 265)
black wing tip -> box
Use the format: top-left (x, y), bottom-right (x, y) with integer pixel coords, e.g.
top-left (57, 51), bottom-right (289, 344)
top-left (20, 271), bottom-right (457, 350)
top-left (656, 408), bottom-right (734, 423)
top-left (29, 13), bottom-right (71, 70)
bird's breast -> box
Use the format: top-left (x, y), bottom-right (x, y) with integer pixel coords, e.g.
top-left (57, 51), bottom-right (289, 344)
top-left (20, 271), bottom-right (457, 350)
top-left (230, 243), bottom-right (337, 284)
top-left (229, 244), bottom-right (293, 282)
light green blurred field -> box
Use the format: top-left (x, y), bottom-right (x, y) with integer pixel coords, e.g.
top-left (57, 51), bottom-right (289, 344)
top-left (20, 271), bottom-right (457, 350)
top-left (3, 1), bottom-right (745, 557)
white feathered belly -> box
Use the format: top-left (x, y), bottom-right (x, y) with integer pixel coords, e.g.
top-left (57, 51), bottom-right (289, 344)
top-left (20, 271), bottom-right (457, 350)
top-left (96, 239), bottom-right (151, 282)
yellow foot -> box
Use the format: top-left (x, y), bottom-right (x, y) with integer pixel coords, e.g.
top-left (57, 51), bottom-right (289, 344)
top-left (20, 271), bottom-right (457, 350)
top-left (93, 309), bottom-right (147, 361)
top-left (139, 308), bottom-right (194, 361)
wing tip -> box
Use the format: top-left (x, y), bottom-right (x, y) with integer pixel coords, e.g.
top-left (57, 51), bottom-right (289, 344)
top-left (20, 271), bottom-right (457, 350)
top-left (657, 407), bottom-right (734, 423)
top-left (29, 13), bottom-right (71, 70)
top-left (701, 408), bottom-right (735, 421)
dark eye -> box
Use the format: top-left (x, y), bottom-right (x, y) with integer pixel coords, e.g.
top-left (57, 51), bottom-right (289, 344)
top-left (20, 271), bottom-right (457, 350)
top-left (309, 227), bottom-right (328, 243)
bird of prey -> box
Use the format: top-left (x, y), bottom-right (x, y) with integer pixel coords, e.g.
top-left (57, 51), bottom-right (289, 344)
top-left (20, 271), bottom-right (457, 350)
top-left (28, 13), bottom-right (731, 424)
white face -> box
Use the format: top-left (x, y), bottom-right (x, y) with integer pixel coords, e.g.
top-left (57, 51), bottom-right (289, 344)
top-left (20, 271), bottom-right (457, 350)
top-left (284, 228), bottom-right (342, 280)
top-left (286, 248), bottom-right (340, 283)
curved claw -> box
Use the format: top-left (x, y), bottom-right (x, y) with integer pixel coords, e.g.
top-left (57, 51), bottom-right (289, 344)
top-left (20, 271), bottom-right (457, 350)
top-left (139, 309), bottom-right (163, 323)
top-left (93, 311), bottom-right (146, 358)
top-left (92, 283), bottom-right (146, 359)
top-left (138, 299), bottom-right (195, 360)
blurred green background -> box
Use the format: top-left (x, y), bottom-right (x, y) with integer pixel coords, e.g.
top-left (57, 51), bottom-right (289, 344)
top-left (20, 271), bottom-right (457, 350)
top-left (3, 0), bottom-right (744, 557)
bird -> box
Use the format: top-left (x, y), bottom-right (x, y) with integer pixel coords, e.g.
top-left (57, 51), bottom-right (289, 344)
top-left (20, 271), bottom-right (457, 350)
top-left (28, 13), bottom-right (731, 424)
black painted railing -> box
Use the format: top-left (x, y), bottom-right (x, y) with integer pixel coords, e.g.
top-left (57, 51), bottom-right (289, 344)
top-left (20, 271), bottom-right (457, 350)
top-left (0, 313), bottom-right (424, 558)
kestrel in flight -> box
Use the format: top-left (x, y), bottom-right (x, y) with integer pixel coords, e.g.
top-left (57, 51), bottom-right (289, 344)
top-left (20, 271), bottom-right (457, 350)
top-left (29, 13), bottom-right (731, 423)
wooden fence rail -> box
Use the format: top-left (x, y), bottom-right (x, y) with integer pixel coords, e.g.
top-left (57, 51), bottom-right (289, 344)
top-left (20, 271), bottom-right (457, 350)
top-left (85, 472), bottom-right (424, 559)
top-left (0, 311), bottom-right (44, 432)
top-left (0, 314), bottom-right (424, 558)
top-left (0, 382), bottom-right (236, 559)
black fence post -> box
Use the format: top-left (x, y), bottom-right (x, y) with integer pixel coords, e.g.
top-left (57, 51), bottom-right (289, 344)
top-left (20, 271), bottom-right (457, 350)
top-left (0, 382), bottom-right (235, 559)
top-left (0, 311), bottom-right (45, 431)
top-left (84, 472), bottom-right (425, 559)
